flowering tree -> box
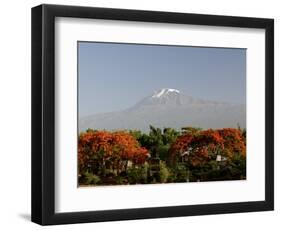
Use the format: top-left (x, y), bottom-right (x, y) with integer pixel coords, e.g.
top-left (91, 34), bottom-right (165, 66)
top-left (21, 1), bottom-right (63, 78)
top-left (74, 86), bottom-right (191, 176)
top-left (79, 127), bottom-right (246, 185)
top-left (169, 128), bottom-right (245, 166)
top-left (169, 129), bottom-right (224, 167)
top-left (168, 128), bottom-right (246, 181)
top-left (217, 128), bottom-right (246, 158)
top-left (78, 130), bottom-right (149, 176)
top-left (169, 133), bottom-right (193, 165)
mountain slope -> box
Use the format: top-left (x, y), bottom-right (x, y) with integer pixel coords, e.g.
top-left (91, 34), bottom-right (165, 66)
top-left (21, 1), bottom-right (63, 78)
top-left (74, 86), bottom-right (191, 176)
top-left (79, 88), bottom-right (246, 132)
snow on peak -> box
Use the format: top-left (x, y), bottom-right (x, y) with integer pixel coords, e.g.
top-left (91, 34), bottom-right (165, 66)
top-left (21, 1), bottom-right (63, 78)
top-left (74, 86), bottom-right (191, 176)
top-left (152, 88), bottom-right (180, 98)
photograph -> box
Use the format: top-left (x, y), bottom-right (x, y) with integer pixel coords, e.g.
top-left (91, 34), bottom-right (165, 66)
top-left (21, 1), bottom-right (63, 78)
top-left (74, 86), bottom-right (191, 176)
top-left (29, 3), bottom-right (276, 225)
top-left (30, 3), bottom-right (274, 225)
top-left (78, 42), bottom-right (247, 186)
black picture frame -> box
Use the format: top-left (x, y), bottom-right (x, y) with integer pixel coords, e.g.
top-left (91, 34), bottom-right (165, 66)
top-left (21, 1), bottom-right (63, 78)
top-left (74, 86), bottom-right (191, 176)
top-left (31, 4), bottom-right (274, 225)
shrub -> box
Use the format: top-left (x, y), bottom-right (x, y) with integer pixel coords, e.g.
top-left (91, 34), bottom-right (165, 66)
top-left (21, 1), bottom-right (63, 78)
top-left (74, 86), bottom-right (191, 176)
top-left (82, 172), bottom-right (100, 185)
top-left (158, 145), bottom-right (170, 161)
top-left (127, 165), bottom-right (148, 184)
top-left (115, 175), bottom-right (127, 185)
top-left (173, 163), bottom-right (189, 182)
top-left (159, 161), bottom-right (170, 183)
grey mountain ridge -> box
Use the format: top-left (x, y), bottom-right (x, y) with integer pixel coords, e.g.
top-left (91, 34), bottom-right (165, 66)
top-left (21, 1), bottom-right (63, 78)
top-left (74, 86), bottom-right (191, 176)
top-left (79, 88), bottom-right (246, 133)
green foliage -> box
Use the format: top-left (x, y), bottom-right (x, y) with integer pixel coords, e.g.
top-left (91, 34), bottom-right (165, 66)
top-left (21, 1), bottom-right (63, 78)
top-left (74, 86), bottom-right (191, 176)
top-left (158, 145), bottom-right (170, 161)
top-left (187, 154), bottom-right (246, 182)
top-left (86, 128), bottom-right (97, 133)
top-left (127, 165), bottom-right (148, 184)
top-left (115, 175), bottom-right (127, 185)
top-left (162, 127), bottom-right (179, 144)
top-left (82, 172), bottom-right (100, 185)
top-left (171, 163), bottom-right (189, 182)
top-left (129, 130), bottom-right (143, 140)
top-left (159, 161), bottom-right (170, 183)
top-left (181, 126), bottom-right (202, 135)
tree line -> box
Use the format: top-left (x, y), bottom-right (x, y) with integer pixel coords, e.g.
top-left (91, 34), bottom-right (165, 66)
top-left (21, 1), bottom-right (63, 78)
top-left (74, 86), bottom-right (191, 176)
top-left (78, 125), bottom-right (246, 186)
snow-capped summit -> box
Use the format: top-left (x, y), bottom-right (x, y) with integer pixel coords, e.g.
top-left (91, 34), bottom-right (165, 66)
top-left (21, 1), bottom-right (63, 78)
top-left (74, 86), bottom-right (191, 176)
top-left (79, 88), bottom-right (246, 132)
top-left (136, 88), bottom-right (182, 107)
top-left (152, 88), bottom-right (180, 98)
top-left (136, 88), bottom-right (213, 107)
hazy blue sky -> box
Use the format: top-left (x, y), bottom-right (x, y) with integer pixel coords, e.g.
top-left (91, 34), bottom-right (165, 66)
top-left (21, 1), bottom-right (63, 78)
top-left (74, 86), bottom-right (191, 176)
top-left (78, 42), bottom-right (246, 117)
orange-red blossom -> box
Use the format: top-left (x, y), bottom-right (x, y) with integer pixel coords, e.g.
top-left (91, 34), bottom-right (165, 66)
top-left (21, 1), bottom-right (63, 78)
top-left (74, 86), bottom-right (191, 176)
top-left (170, 128), bottom-right (246, 167)
top-left (78, 130), bottom-right (149, 171)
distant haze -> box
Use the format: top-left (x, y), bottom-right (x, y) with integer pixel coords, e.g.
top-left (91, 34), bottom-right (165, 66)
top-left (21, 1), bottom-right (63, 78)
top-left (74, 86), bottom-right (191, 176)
top-left (79, 88), bottom-right (246, 132)
top-left (78, 42), bottom-right (246, 131)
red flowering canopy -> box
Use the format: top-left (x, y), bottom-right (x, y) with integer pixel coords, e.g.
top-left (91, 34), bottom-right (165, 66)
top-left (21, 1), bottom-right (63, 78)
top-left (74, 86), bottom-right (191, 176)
top-left (78, 130), bottom-right (149, 173)
top-left (217, 128), bottom-right (246, 158)
top-left (169, 128), bottom-right (245, 167)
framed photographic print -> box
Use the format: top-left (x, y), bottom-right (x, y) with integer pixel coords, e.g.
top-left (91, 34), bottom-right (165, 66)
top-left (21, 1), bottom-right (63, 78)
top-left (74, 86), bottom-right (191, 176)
top-left (31, 4), bottom-right (274, 225)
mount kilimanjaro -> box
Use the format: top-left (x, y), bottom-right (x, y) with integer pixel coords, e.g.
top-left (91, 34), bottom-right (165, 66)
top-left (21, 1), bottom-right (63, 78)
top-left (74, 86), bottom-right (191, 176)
top-left (79, 88), bottom-right (246, 132)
